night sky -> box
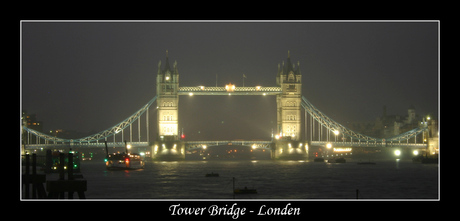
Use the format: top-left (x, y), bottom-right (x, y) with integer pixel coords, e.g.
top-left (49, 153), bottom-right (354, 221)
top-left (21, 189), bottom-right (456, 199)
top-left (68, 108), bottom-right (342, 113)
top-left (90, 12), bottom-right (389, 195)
top-left (21, 21), bottom-right (438, 141)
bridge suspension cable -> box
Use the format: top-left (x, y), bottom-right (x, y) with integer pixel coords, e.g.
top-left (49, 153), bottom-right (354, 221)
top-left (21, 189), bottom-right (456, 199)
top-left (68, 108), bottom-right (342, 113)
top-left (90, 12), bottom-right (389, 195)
top-left (301, 96), bottom-right (426, 143)
top-left (23, 96), bottom-right (157, 144)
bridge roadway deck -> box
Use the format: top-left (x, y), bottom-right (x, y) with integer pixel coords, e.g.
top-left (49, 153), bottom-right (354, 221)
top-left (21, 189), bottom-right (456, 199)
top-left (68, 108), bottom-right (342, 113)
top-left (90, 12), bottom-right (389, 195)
top-left (24, 142), bottom-right (150, 149)
top-left (311, 141), bottom-right (427, 148)
top-left (185, 140), bottom-right (273, 150)
top-left (24, 140), bottom-right (427, 150)
top-left (23, 140), bottom-right (273, 149)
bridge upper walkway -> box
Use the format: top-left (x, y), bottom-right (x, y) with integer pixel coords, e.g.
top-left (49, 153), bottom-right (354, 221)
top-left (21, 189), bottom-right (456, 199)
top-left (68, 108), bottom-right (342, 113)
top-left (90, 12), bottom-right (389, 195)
top-left (178, 86), bottom-right (282, 96)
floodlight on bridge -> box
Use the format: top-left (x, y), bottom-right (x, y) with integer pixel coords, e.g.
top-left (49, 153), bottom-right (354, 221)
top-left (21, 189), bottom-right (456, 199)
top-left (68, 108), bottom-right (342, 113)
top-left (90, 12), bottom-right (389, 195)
top-left (225, 83), bottom-right (235, 92)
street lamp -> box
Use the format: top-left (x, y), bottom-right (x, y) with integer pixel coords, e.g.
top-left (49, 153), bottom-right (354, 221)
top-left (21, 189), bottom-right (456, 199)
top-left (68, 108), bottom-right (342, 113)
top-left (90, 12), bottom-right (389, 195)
top-left (333, 130), bottom-right (339, 142)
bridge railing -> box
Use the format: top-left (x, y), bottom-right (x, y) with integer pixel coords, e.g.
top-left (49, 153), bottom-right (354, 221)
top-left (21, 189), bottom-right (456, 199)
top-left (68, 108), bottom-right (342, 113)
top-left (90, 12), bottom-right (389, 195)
top-left (185, 140), bottom-right (273, 151)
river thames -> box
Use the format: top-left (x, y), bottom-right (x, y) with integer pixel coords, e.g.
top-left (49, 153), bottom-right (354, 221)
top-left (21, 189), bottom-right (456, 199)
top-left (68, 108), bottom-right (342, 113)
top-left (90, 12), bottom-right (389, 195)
top-left (57, 159), bottom-right (438, 200)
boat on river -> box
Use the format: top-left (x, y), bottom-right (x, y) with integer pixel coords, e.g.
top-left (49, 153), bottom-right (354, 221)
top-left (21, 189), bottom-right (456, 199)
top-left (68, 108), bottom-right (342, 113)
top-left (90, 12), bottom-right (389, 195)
top-left (327, 157), bottom-right (346, 163)
top-left (205, 172), bottom-right (219, 177)
top-left (105, 152), bottom-right (145, 170)
top-left (104, 141), bottom-right (144, 170)
top-left (232, 177), bottom-right (257, 195)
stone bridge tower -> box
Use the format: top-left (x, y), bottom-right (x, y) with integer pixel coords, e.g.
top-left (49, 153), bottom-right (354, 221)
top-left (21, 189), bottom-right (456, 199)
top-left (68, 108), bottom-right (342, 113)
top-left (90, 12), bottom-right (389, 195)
top-left (276, 51), bottom-right (302, 141)
top-left (273, 52), bottom-right (307, 160)
top-left (154, 51), bottom-right (184, 160)
top-left (156, 50), bottom-right (179, 140)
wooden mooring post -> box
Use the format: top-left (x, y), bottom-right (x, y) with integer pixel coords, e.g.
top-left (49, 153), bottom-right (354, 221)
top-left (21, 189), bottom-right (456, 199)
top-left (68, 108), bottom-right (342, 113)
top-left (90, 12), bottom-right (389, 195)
top-left (22, 154), bottom-right (47, 199)
top-left (46, 152), bottom-right (87, 199)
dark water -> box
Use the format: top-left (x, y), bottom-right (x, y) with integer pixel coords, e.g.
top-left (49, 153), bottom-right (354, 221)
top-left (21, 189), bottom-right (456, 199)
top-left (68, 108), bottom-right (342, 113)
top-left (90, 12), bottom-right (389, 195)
top-left (70, 159), bottom-right (437, 200)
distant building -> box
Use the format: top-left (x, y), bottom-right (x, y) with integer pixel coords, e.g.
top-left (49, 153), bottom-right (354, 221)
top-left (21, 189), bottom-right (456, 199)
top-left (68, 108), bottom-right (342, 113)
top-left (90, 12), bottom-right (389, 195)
top-left (48, 129), bottom-right (89, 140)
top-left (346, 105), bottom-right (430, 141)
top-left (374, 105), bottom-right (420, 138)
top-left (426, 116), bottom-right (439, 155)
top-left (22, 111), bottom-right (43, 132)
top-left (22, 111), bottom-right (43, 144)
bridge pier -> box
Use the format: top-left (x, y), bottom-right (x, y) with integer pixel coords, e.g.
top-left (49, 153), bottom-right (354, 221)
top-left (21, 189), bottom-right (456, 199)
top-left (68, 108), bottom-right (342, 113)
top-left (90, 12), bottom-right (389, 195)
top-left (151, 138), bottom-right (185, 161)
top-left (271, 139), bottom-right (309, 160)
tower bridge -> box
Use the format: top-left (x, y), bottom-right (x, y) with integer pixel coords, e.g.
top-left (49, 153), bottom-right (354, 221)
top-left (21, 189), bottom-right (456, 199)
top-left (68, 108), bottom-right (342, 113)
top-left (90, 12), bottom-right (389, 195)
top-left (22, 52), bottom-right (436, 160)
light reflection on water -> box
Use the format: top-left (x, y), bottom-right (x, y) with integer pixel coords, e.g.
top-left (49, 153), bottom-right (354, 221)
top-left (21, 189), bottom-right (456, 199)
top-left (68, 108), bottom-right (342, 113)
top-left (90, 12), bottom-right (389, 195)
top-left (77, 159), bottom-right (438, 200)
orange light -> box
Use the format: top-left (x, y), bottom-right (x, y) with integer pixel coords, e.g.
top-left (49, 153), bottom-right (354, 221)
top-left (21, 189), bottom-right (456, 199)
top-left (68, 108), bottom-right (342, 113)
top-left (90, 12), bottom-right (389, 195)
top-left (226, 83), bottom-right (235, 92)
